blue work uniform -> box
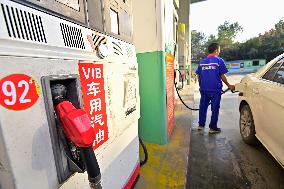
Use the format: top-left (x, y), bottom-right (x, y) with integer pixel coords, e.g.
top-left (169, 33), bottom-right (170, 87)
top-left (195, 55), bottom-right (228, 129)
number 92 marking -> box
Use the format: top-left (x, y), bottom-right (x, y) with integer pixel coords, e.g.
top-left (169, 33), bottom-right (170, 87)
top-left (0, 74), bottom-right (39, 110)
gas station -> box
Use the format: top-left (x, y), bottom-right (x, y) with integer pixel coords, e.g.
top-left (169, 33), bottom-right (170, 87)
top-left (0, 0), bottom-right (283, 189)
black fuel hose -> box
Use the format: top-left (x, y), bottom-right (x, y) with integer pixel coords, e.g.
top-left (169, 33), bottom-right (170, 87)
top-left (80, 147), bottom-right (102, 188)
top-left (174, 69), bottom-right (199, 111)
top-left (139, 138), bottom-right (148, 166)
top-left (174, 81), bottom-right (200, 111)
top-left (173, 69), bottom-right (237, 111)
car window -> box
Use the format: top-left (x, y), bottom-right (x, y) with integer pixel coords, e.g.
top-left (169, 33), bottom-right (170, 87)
top-left (273, 64), bottom-right (284, 84)
top-left (262, 59), bottom-right (283, 81)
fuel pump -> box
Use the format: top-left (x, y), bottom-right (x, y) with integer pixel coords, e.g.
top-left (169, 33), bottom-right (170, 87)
top-left (0, 1), bottom-right (141, 188)
top-left (51, 84), bottom-right (102, 189)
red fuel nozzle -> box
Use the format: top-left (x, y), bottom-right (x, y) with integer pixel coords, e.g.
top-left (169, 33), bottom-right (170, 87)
top-left (50, 84), bottom-right (95, 147)
top-left (55, 101), bottom-right (95, 147)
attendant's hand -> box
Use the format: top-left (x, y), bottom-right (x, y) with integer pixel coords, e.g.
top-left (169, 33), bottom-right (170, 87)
top-left (228, 84), bottom-right (235, 91)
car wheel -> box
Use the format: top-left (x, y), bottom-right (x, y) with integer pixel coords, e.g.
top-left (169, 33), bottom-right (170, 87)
top-left (239, 104), bottom-right (258, 145)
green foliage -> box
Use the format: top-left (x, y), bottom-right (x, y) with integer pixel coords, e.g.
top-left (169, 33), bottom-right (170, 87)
top-left (191, 30), bottom-right (207, 61)
top-left (191, 19), bottom-right (284, 62)
top-left (217, 21), bottom-right (243, 48)
top-left (240, 19), bottom-right (284, 61)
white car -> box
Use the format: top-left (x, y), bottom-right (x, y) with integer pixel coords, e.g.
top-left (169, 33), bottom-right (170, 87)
top-left (236, 53), bottom-right (284, 168)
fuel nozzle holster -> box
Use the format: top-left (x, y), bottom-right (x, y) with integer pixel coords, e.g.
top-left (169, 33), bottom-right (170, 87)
top-left (51, 84), bottom-right (102, 188)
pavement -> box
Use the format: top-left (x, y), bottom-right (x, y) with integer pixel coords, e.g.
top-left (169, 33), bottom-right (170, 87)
top-left (134, 82), bottom-right (196, 189)
top-left (187, 74), bottom-right (284, 189)
top-left (134, 74), bottom-right (284, 189)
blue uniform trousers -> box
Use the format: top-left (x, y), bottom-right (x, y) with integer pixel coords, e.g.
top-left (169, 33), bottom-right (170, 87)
top-left (198, 91), bottom-right (222, 129)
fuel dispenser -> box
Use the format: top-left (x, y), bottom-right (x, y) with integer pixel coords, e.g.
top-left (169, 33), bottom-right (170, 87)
top-left (0, 0), bottom-right (140, 188)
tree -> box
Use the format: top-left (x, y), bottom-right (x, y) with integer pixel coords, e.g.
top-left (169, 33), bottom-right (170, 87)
top-left (191, 30), bottom-right (207, 61)
top-left (191, 19), bottom-right (284, 63)
top-left (275, 20), bottom-right (284, 32)
top-left (259, 20), bottom-right (284, 61)
top-left (204, 34), bottom-right (218, 50)
top-left (239, 37), bottom-right (262, 60)
top-left (217, 21), bottom-right (243, 48)
top-left (222, 19), bottom-right (284, 62)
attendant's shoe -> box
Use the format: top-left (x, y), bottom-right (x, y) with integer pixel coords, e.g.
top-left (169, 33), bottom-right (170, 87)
top-left (209, 128), bottom-right (221, 134)
top-left (197, 126), bottom-right (205, 131)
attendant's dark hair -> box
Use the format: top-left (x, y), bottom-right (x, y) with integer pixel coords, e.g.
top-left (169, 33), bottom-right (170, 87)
top-left (208, 43), bottom-right (220, 53)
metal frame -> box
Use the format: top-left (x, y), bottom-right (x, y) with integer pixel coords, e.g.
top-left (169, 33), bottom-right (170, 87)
top-left (41, 75), bottom-right (84, 183)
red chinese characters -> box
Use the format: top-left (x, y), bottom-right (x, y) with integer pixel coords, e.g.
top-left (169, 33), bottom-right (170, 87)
top-left (165, 53), bottom-right (175, 139)
top-left (78, 63), bottom-right (108, 149)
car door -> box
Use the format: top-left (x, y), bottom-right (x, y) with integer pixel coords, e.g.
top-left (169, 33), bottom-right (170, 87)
top-left (255, 58), bottom-right (284, 164)
top-left (248, 59), bottom-right (282, 133)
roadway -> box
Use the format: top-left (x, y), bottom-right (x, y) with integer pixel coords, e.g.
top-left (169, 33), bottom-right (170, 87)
top-left (187, 73), bottom-right (284, 189)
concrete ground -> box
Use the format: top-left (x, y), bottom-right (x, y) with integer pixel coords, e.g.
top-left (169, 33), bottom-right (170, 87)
top-left (187, 73), bottom-right (284, 189)
top-left (134, 73), bottom-right (284, 189)
top-left (134, 84), bottom-right (195, 189)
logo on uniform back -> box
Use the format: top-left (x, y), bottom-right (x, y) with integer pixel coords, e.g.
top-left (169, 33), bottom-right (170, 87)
top-left (202, 65), bottom-right (217, 70)
top-left (200, 63), bottom-right (219, 71)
